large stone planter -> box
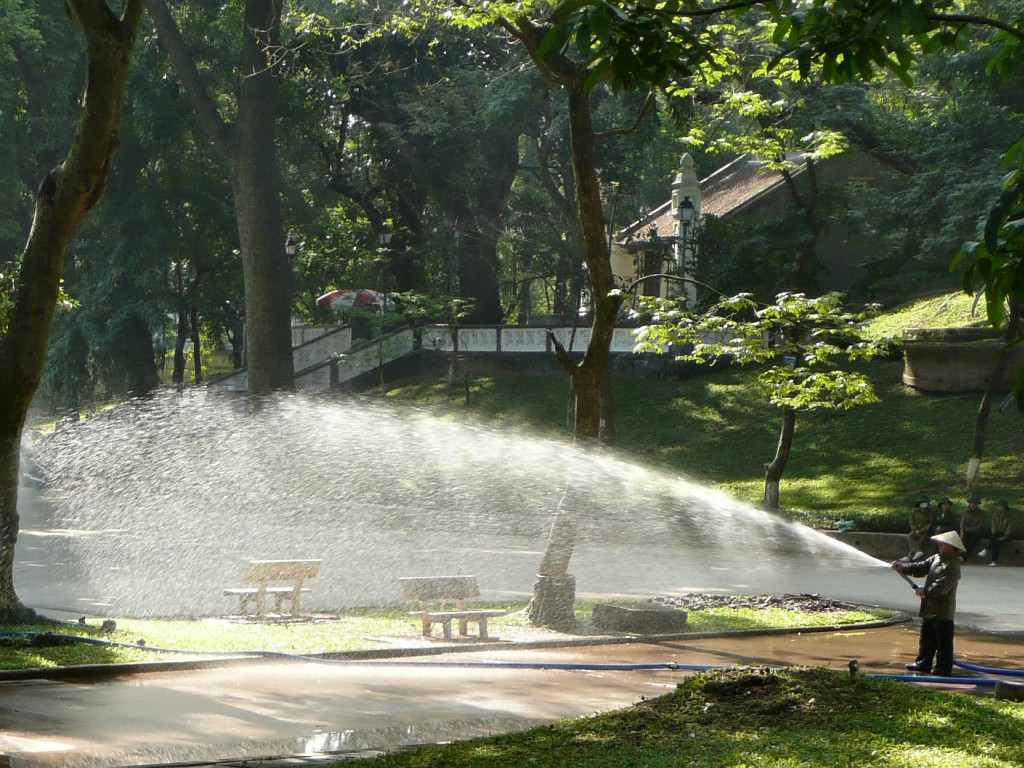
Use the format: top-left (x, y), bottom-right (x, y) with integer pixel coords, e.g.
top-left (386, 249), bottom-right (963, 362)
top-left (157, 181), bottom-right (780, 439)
top-left (902, 328), bottom-right (1024, 393)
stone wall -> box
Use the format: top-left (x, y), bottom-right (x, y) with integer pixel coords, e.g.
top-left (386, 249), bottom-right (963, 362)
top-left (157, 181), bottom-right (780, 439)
top-left (902, 328), bottom-right (1024, 393)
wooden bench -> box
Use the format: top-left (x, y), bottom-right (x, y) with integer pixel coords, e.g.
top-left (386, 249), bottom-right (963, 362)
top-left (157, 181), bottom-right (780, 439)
top-left (224, 559), bottom-right (321, 617)
top-left (400, 576), bottom-right (507, 641)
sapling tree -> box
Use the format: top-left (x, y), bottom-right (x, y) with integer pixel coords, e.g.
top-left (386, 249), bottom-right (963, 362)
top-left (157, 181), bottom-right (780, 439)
top-left (636, 291), bottom-right (892, 509)
top-left (386, 291), bottom-right (475, 388)
top-left (953, 135), bottom-right (1024, 487)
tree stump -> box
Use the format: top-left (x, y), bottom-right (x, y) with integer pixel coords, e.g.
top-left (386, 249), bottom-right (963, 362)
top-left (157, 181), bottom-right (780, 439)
top-left (528, 573), bottom-right (576, 631)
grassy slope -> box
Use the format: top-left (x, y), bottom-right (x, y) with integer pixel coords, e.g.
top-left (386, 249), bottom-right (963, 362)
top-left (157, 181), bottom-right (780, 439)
top-left (383, 294), bottom-right (1022, 531)
top-left (385, 364), bottom-right (1021, 528)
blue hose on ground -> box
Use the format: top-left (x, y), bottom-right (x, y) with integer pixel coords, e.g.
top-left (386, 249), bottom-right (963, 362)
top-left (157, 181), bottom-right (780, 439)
top-left (2, 630), bottom-right (1019, 683)
top-left (954, 658), bottom-right (1024, 677)
top-left (870, 672), bottom-right (997, 686)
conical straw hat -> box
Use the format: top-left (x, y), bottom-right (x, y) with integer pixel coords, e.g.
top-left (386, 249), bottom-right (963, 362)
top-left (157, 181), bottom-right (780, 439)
top-left (931, 530), bottom-right (965, 551)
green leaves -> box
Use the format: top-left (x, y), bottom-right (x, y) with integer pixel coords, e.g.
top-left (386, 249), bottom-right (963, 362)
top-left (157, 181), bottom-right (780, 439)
top-left (533, 0), bottom-right (727, 92)
top-left (954, 136), bottom-right (1024, 329)
top-left (758, 366), bottom-right (879, 410)
top-left (637, 291), bottom-right (891, 413)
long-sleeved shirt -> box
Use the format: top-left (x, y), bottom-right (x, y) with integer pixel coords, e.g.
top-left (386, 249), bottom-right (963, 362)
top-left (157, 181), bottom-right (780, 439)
top-left (903, 552), bottom-right (961, 621)
top-left (961, 506), bottom-right (985, 536)
top-left (992, 508), bottom-right (1014, 538)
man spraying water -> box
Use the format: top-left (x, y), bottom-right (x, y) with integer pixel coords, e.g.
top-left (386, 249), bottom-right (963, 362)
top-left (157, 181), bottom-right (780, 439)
top-left (891, 530), bottom-right (965, 677)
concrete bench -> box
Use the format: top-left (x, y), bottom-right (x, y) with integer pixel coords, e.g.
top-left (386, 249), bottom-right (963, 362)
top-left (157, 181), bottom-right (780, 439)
top-left (400, 575), bottom-right (507, 641)
top-left (224, 559), bottom-right (321, 617)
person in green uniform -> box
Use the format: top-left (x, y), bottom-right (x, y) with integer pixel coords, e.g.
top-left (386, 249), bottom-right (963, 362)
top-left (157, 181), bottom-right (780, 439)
top-left (959, 494), bottom-right (987, 562)
top-left (980, 500), bottom-right (1014, 567)
top-left (902, 494), bottom-right (934, 562)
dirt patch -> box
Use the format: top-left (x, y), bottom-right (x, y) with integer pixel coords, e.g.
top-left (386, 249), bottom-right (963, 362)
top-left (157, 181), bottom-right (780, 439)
top-left (650, 593), bottom-right (863, 614)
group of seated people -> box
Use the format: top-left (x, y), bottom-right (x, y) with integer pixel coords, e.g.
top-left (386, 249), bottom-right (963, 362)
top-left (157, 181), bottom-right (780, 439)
top-left (902, 493), bottom-right (1015, 566)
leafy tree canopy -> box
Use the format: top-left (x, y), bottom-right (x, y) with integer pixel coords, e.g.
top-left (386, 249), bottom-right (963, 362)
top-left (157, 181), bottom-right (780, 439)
top-left (636, 290), bottom-right (889, 410)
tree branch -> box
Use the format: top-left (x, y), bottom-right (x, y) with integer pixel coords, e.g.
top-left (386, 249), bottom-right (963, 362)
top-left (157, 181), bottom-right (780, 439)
top-left (145, 0), bottom-right (234, 155)
top-left (547, 328), bottom-right (580, 381)
top-left (624, 273), bottom-right (729, 299)
top-left (595, 91), bottom-right (656, 139)
top-left (927, 13), bottom-right (1024, 41)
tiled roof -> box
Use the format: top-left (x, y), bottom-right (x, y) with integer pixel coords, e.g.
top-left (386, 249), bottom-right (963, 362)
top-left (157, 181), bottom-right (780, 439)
top-left (701, 155), bottom-right (795, 218)
top-left (616, 154), bottom-right (806, 244)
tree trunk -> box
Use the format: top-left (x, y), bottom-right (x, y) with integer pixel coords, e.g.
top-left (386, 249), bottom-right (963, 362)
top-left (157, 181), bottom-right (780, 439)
top-left (172, 262), bottom-right (187, 385)
top-left (173, 311), bottom-right (188, 385)
top-left (0, 0), bottom-right (145, 621)
top-left (763, 407), bottom-right (797, 510)
top-left (779, 158), bottom-right (822, 294)
top-left (232, 0), bottom-right (293, 393)
top-left (966, 300), bottom-right (1022, 489)
top-left (514, 25), bottom-right (622, 629)
top-left (559, 81), bottom-right (622, 442)
top-left (599, 375), bottom-right (616, 444)
top-left (457, 126), bottom-right (520, 325)
top-left (188, 277), bottom-right (203, 384)
top-left (146, 0), bottom-right (294, 394)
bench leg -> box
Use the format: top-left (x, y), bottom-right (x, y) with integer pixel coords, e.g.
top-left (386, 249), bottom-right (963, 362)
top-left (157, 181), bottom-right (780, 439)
top-left (442, 619), bottom-right (453, 641)
top-left (478, 617), bottom-right (489, 640)
top-left (237, 594), bottom-right (253, 615)
top-left (458, 618), bottom-right (469, 636)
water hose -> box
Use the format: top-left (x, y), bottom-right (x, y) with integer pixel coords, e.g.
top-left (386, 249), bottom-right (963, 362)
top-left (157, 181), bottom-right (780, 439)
top-left (3, 629), bottom-right (1021, 684)
top-left (894, 570), bottom-right (920, 591)
top-left (954, 659), bottom-right (1024, 677)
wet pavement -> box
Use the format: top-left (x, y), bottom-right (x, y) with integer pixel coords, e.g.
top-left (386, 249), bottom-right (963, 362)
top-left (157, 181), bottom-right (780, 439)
top-left (1, 624), bottom-right (1023, 768)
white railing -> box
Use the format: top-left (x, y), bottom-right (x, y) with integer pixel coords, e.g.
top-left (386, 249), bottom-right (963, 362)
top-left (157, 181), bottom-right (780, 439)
top-left (421, 325), bottom-right (645, 354)
top-left (333, 329), bottom-right (416, 386)
top-left (211, 324), bottom-right (661, 393)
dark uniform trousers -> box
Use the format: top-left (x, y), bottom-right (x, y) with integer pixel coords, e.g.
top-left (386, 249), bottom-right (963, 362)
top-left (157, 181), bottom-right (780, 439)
top-left (915, 617), bottom-right (955, 675)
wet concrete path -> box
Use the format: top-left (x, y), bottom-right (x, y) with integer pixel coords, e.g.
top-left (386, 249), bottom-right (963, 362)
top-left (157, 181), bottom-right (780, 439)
top-left (2, 625), bottom-right (1022, 768)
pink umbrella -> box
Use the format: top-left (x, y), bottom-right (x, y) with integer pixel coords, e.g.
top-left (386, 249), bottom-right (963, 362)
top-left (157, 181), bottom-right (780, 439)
top-left (316, 288), bottom-right (385, 312)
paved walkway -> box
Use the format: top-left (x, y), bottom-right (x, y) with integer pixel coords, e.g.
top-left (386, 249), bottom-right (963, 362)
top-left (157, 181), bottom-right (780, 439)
top-left (1, 624), bottom-right (1022, 768)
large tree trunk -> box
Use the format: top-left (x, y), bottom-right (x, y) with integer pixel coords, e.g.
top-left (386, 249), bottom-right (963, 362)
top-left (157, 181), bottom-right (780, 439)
top-left (512, 21), bottom-right (621, 630)
top-left (457, 126), bottom-right (520, 325)
top-left (146, 0), bottom-right (294, 394)
top-left (232, 0), bottom-right (293, 391)
top-left (0, 0), bottom-right (145, 621)
top-left (966, 300), bottom-right (1022, 489)
top-left (530, 82), bottom-right (622, 630)
top-left (763, 407), bottom-right (797, 510)
top-left (567, 82), bottom-right (621, 442)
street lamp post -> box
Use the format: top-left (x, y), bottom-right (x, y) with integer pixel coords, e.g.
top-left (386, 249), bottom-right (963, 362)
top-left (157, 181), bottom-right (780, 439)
top-left (671, 152), bottom-right (701, 307)
top-left (285, 235), bottom-right (299, 257)
top-left (678, 195), bottom-right (695, 280)
top-left (377, 227), bottom-right (392, 314)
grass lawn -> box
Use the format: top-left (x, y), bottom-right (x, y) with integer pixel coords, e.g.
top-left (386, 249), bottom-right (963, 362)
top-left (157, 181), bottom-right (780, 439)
top-left (0, 599), bottom-right (890, 671)
top-left (341, 666), bottom-right (1024, 768)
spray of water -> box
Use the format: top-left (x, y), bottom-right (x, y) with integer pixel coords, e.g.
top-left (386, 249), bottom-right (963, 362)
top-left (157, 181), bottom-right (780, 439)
top-left (17, 389), bottom-right (885, 618)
